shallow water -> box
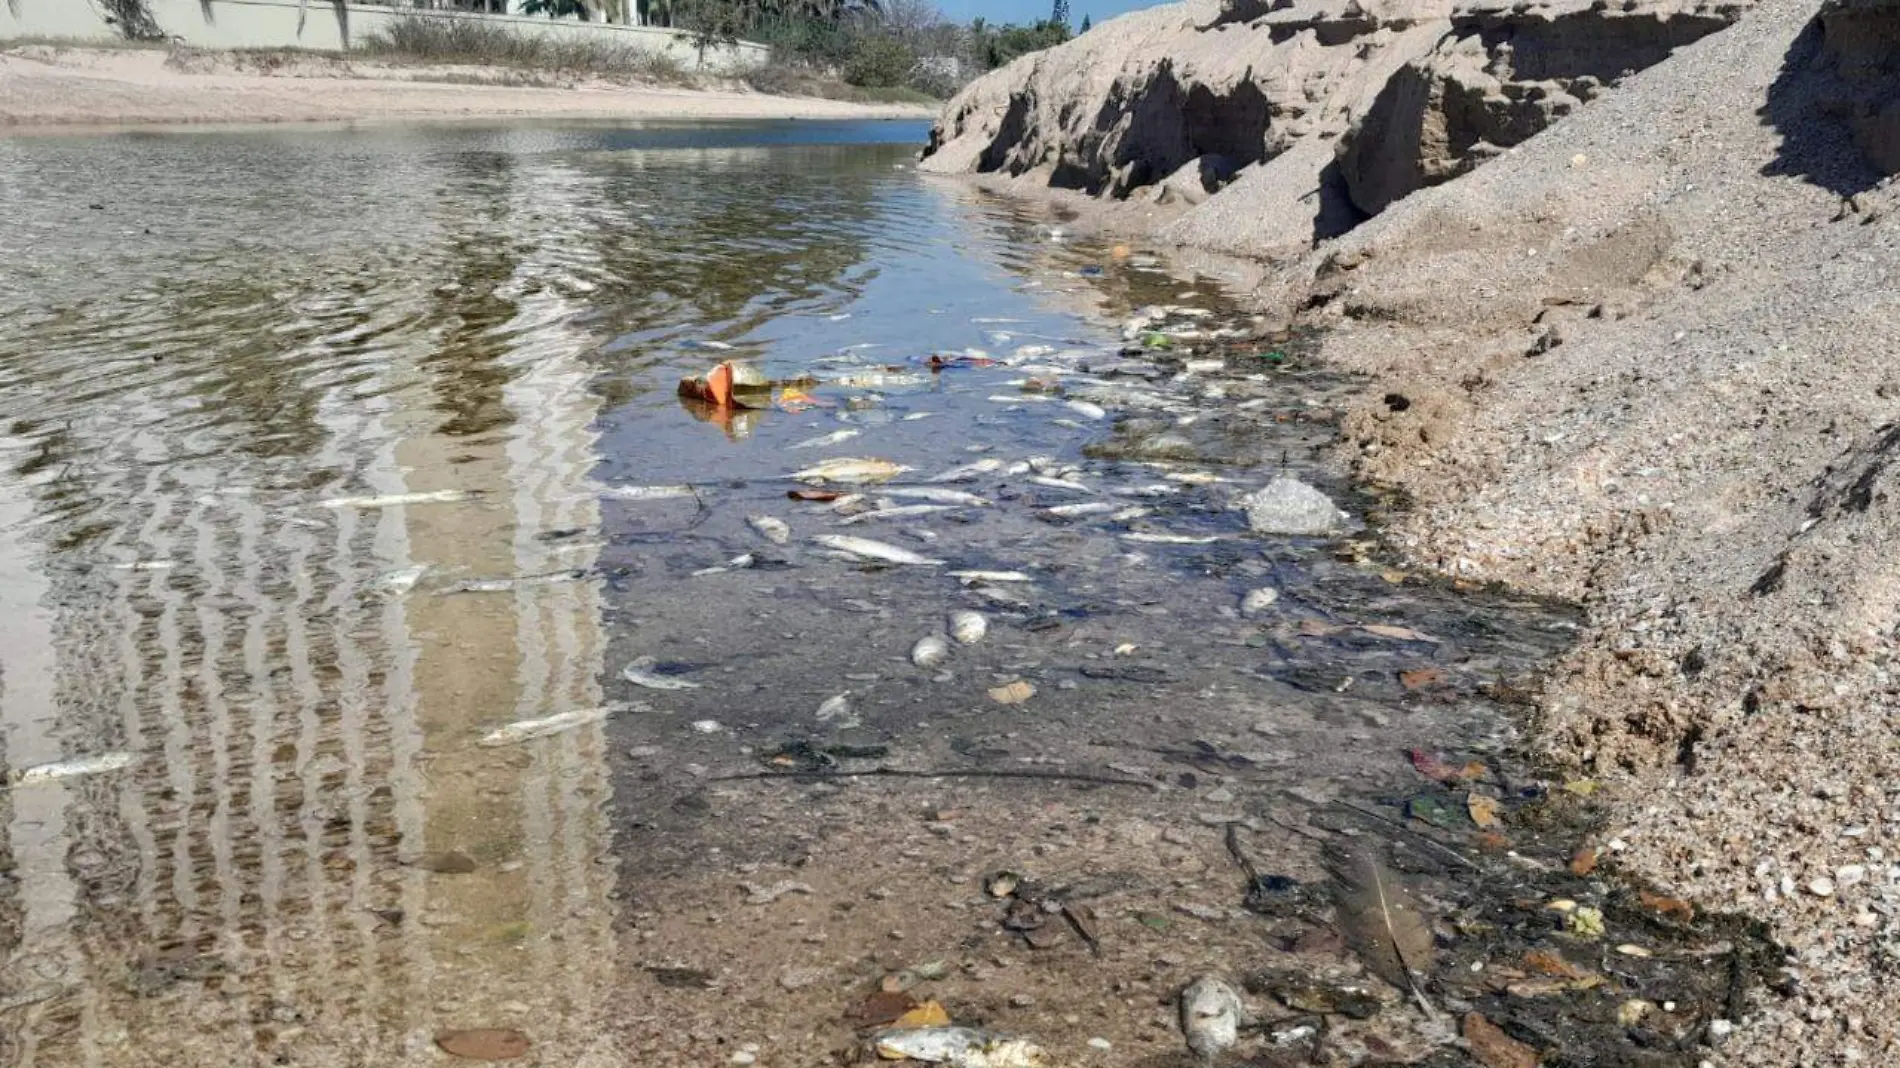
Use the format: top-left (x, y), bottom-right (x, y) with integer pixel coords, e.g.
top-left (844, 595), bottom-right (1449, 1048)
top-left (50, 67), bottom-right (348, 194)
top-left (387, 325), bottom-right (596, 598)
top-left (0, 120), bottom-right (1591, 1066)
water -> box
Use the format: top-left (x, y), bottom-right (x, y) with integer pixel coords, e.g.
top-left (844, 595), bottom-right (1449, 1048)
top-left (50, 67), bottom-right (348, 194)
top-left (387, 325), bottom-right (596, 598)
top-left (0, 121), bottom-right (1593, 1066)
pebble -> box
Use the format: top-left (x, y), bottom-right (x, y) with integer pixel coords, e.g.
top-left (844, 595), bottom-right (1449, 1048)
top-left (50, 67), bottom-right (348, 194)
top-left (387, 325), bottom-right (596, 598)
top-left (778, 967), bottom-right (826, 991)
top-left (1838, 864), bottom-right (1867, 887)
top-left (1087, 1037), bottom-right (1112, 1051)
top-left (1810, 876), bottom-right (1837, 897)
top-left (1010, 994), bottom-right (1035, 1008)
top-left (731, 1054), bottom-right (756, 1066)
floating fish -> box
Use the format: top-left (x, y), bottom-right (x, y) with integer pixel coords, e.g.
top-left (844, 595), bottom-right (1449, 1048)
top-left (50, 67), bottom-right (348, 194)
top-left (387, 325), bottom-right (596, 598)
top-left (791, 457), bottom-right (910, 485)
top-left (623, 657), bottom-right (702, 691)
top-left (903, 412), bottom-right (935, 421)
top-left (949, 570), bottom-right (1033, 584)
top-left (1109, 506), bottom-right (1153, 522)
top-left (691, 553), bottom-right (754, 576)
top-left (1028, 476), bottom-right (1092, 493)
top-left (1164, 471), bottom-right (1235, 485)
top-left (112, 560), bottom-right (174, 572)
top-left (319, 489), bottom-right (475, 510)
top-left (813, 534), bottom-right (943, 566)
top-left (602, 484), bottom-right (697, 502)
top-left (1064, 400), bottom-right (1108, 421)
top-left (927, 458), bottom-right (1004, 483)
top-left (835, 371), bottom-right (928, 390)
top-left (988, 394), bottom-right (1054, 405)
top-left (747, 515), bottom-right (791, 545)
top-left (839, 504), bottom-right (957, 525)
top-left (479, 706), bottom-right (621, 747)
top-left (1117, 483), bottom-right (1183, 498)
top-left (1044, 502), bottom-right (1116, 518)
top-left (871, 1027), bottom-right (1050, 1068)
top-left (911, 635), bottom-right (950, 668)
top-left (1122, 532), bottom-right (1225, 545)
top-left (877, 487), bottom-right (991, 506)
top-left (377, 565), bottom-right (427, 592)
top-left (816, 694), bottom-right (853, 722)
top-left (446, 569), bottom-right (588, 594)
top-left (949, 611), bottom-right (988, 645)
top-left (13, 752), bottom-right (135, 785)
top-left (788, 428), bottom-right (860, 450)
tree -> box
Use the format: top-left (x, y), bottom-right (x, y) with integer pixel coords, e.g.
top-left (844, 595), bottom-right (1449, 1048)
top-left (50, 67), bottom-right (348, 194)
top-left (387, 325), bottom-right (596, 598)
top-left (1050, 0), bottom-right (1069, 29)
top-left (1079, 12), bottom-right (1090, 31)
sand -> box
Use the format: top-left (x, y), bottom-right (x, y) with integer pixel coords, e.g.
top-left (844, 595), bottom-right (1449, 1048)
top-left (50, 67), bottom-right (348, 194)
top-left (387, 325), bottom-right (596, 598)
top-left (0, 44), bottom-right (932, 130)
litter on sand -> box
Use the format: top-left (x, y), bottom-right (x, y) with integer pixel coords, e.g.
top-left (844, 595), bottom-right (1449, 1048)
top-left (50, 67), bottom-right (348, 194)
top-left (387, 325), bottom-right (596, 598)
top-left (479, 706), bottom-right (622, 747)
top-left (623, 657), bottom-right (703, 691)
top-left (870, 1027), bottom-right (1049, 1068)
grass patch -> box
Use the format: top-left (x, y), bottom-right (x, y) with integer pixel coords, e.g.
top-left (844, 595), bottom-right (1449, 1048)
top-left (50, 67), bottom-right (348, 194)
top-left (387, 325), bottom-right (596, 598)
top-left (743, 61), bottom-right (937, 105)
top-left (358, 14), bottom-right (694, 85)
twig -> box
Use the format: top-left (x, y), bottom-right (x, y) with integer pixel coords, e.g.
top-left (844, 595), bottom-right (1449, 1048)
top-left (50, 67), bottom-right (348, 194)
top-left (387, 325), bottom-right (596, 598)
top-left (710, 767), bottom-right (1159, 790)
top-left (1334, 798), bottom-right (1481, 871)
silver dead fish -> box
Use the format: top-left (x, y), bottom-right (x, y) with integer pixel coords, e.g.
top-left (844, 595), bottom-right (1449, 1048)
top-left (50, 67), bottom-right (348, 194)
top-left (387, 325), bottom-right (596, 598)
top-left (871, 1027), bottom-right (1049, 1068)
top-left (812, 534), bottom-right (943, 566)
top-left (479, 706), bottom-right (621, 747)
top-left (1044, 502), bottom-right (1117, 518)
top-left (877, 487), bottom-right (992, 506)
top-left (1122, 532), bottom-right (1226, 545)
top-left (1064, 399), bottom-right (1108, 420)
top-left (623, 657), bottom-right (702, 691)
top-left (1028, 475), bottom-right (1092, 492)
top-left (445, 569), bottom-right (587, 594)
top-left (747, 515), bottom-right (791, 545)
top-left (926, 458), bottom-right (1004, 483)
top-left (948, 570), bottom-right (1034, 584)
top-left (14, 752), bottom-right (136, 785)
top-left (839, 504), bottom-right (958, 525)
top-left (787, 428), bottom-right (860, 450)
top-left (601, 484), bottom-right (698, 502)
top-left (319, 489), bottom-right (475, 510)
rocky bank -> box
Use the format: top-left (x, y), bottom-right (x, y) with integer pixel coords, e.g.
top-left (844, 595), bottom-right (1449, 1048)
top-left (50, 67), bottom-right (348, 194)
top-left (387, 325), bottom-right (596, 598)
top-left (927, 0), bottom-right (1900, 1064)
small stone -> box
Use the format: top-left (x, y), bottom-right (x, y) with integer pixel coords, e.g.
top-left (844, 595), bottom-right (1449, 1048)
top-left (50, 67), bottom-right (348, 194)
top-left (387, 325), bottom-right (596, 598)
top-left (690, 720), bottom-right (722, 734)
top-left (1087, 1037), bottom-right (1112, 1051)
top-left (1010, 994), bottom-right (1036, 1008)
top-left (731, 1053), bottom-right (757, 1066)
top-left (1838, 864), bottom-right (1867, 887)
top-left (779, 967), bottom-right (826, 991)
top-left (1237, 477), bottom-right (1347, 536)
top-left (1810, 877), bottom-right (1837, 897)
top-left (1240, 588), bottom-right (1279, 616)
top-left (1708, 1019), bottom-right (1735, 1046)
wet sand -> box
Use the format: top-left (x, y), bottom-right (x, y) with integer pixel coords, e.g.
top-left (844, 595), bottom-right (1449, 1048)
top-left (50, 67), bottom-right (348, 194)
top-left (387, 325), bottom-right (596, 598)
top-left (0, 45), bottom-right (932, 129)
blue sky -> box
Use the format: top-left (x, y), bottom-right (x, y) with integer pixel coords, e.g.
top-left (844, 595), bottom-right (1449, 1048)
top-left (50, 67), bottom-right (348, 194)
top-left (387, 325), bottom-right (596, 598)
top-left (934, 0), bottom-right (1159, 26)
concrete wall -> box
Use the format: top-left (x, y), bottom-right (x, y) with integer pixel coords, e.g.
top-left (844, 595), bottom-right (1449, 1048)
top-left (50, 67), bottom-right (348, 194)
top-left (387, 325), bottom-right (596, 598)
top-left (0, 0), bottom-right (769, 73)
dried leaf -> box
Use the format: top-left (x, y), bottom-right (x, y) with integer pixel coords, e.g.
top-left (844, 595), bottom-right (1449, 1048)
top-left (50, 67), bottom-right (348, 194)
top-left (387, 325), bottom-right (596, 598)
top-left (1476, 831), bottom-right (1509, 851)
top-left (1523, 950), bottom-right (1591, 980)
top-left (846, 990), bottom-right (920, 1029)
top-left (1562, 778), bottom-right (1599, 796)
top-left (1638, 890), bottom-right (1695, 924)
top-left (1362, 624), bottom-right (1433, 642)
top-left (410, 850), bottom-right (477, 874)
top-left (1569, 847), bottom-right (1599, 876)
top-left (1399, 667), bottom-right (1447, 690)
top-left (892, 1000), bottom-right (951, 1029)
top-left (788, 488), bottom-right (843, 502)
top-left (435, 1029), bottom-right (531, 1061)
top-left (1297, 619), bottom-right (1345, 637)
top-left (706, 362), bottom-right (735, 407)
top-left (1407, 749), bottom-right (1485, 783)
top-left (988, 680), bottom-right (1036, 705)
top-left (1505, 975), bottom-right (1604, 997)
top-left (1328, 846), bottom-right (1436, 1015)
top-left (1462, 1013), bottom-right (1537, 1068)
top-left (1467, 793), bottom-right (1503, 829)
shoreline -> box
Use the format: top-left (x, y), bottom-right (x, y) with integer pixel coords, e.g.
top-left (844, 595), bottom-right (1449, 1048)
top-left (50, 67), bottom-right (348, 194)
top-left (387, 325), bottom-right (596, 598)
top-left (0, 44), bottom-right (934, 132)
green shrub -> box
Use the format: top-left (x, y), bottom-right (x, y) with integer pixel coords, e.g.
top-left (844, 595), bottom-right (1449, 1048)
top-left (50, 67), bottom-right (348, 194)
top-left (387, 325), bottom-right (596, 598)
top-left (842, 34), bottom-right (915, 88)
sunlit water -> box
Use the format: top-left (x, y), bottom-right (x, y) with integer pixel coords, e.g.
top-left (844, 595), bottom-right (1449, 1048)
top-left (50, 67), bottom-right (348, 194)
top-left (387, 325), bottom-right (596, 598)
top-left (0, 121), bottom-right (1577, 1066)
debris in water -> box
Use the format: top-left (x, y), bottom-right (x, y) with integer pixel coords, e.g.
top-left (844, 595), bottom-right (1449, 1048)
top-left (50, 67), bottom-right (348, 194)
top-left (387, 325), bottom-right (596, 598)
top-left (434, 1028), bottom-right (531, 1061)
top-left (816, 694), bottom-right (853, 721)
top-left (1240, 588), bottom-right (1278, 616)
top-left (911, 635), bottom-right (951, 669)
top-left (1329, 845), bottom-right (1437, 1018)
top-left (1362, 623), bottom-right (1434, 642)
top-left (623, 657), bottom-right (702, 691)
top-left (480, 706), bottom-right (619, 746)
top-left (788, 488), bottom-right (844, 502)
top-left (791, 457), bottom-right (910, 485)
top-left (949, 611), bottom-right (988, 644)
top-left (788, 428), bottom-right (861, 450)
top-left (319, 488), bottom-right (475, 510)
top-left (1179, 977), bottom-right (1244, 1062)
top-left (813, 534), bottom-right (943, 566)
top-left (378, 565), bottom-right (427, 592)
top-left (601, 484), bottom-right (698, 502)
top-left (13, 752), bottom-right (135, 785)
top-left (870, 1027), bottom-right (1049, 1068)
top-left (1462, 1012), bottom-right (1539, 1068)
top-left (112, 559), bottom-right (174, 571)
top-left (747, 515), bottom-right (791, 545)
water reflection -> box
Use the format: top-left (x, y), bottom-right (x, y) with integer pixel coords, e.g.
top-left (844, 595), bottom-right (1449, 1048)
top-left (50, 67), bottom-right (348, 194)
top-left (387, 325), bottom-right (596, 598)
top-left (0, 119), bottom-right (1143, 1064)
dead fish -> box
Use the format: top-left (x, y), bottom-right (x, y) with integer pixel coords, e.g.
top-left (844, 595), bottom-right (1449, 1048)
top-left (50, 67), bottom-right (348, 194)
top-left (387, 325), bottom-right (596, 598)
top-left (319, 489), bottom-right (474, 510)
top-left (747, 515), bottom-right (791, 545)
top-left (602, 484), bottom-right (698, 502)
top-left (1117, 483), bottom-right (1184, 497)
top-left (1065, 399), bottom-right (1108, 420)
top-left (835, 371), bottom-right (928, 389)
top-left (480, 706), bottom-right (620, 747)
top-left (829, 493), bottom-right (874, 514)
top-left (13, 752), bottom-right (135, 785)
top-left (927, 458), bottom-right (1004, 482)
top-left (949, 611), bottom-right (988, 644)
top-left (816, 694), bottom-right (853, 721)
top-left (1165, 471), bottom-right (1235, 485)
top-left (691, 553), bottom-right (754, 576)
top-left (787, 428), bottom-right (860, 450)
top-left (1044, 502), bottom-right (1116, 518)
top-left (1180, 977), bottom-right (1245, 1062)
top-left (1122, 532), bottom-right (1225, 545)
top-left (377, 565), bottom-right (427, 592)
top-left (949, 570), bottom-right (1033, 584)
top-left (1241, 588), bottom-right (1279, 616)
top-left (839, 504), bottom-right (957, 525)
top-left (1029, 475), bottom-right (1092, 492)
top-left (989, 394), bottom-right (1054, 404)
top-left (791, 457), bottom-right (910, 485)
top-left (445, 569), bottom-right (587, 594)
top-left (968, 584), bottom-right (1031, 607)
top-left (622, 657), bottom-right (702, 691)
top-left (872, 1028), bottom-right (1048, 1068)
top-left (877, 487), bottom-right (991, 506)
top-left (813, 534), bottom-right (943, 566)
top-left (911, 635), bottom-right (950, 668)
top-left (1109, 506), bottom-right (1153, 521)
top-left (111, 560), bottom-right (174, 572)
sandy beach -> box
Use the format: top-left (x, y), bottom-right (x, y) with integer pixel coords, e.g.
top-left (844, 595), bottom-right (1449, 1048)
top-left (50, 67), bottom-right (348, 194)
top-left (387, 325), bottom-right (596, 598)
top-left (0, 44), bottom-right (932, 130)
